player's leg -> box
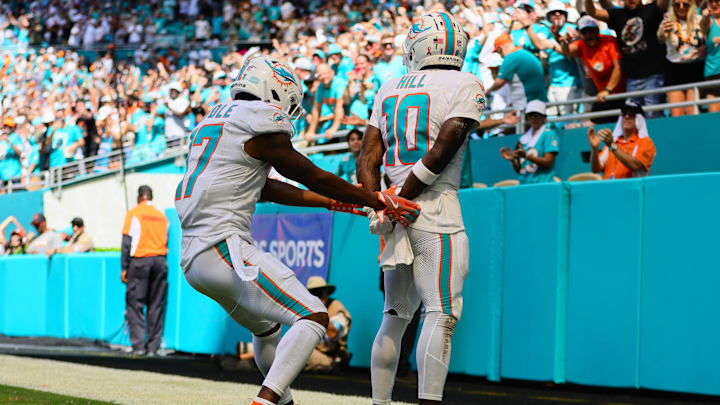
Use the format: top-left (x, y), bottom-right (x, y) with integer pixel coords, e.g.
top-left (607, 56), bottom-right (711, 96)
top-left (183, 242), bottom-right (303, 405)
top-left (371, 264), bottom-right (421, 405)
top-left (239, 242), bottom-right (328, 405)
top-left (408, 229), bottom-right (469, 404)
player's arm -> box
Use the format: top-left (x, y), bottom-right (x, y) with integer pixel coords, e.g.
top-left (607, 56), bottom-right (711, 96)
top-left (261, 178), bottom-right (367, 215)
top-left (260, 178), bottom-right (332, 208)
top-left (356, 125), bottom-right (385, 192)
top-left (246, 133), bottom-right (420, 224)
top-left (399, 117), bottom-right (479, 201)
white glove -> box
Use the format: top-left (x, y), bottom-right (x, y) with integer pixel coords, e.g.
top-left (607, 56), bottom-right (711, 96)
top-left (364, 206), bottom-right (395, 235)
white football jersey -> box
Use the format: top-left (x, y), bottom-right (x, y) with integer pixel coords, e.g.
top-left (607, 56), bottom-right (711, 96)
top-left (175, 100), bottom-right (293, 269)
top-left (368, 69), bottom-right (485, 233)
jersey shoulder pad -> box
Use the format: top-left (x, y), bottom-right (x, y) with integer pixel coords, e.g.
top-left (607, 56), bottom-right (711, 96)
top-left (239, 101), bottom-right (293, 137)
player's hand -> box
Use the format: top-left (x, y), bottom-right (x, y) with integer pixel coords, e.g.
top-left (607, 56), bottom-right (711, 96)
top-left (376, 185), bottom-right (421, 227)
top-left (328, 199), bottom-right (367, 216)
top-left (364, 207), bottom-right (394, 235)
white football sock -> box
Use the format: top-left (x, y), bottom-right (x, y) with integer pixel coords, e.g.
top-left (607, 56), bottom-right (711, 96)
top-left (371, 313), bottom-right (411, 405)
top-left (251, 397), bottom-right (275, 405)
top-left (417, 311), bottom-right (457, 401)
top-left (262, 319), bottom-right (326, 398)
top-left (252, 326), bottom-right (292, 405)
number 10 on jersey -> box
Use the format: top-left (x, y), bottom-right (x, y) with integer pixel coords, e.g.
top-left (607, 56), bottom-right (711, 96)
top-left (382, 93), bottom-right (430, 166)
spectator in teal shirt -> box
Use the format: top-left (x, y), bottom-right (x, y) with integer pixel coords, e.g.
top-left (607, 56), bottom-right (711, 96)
top-left (47, 105), bottom-right (84, 168)
top-left (516, 1), bottom-right (583, 115)
top-left (487, 33), bottom-right (548, 105)
top-left (306, 63), bottom-right (347, 144)
top-left (0, 118), bottom-right (23, 183)
top-left (371, 35), bottom-right (406, 89)
top-left (500, 100), bottom-right (559, 184)
top-left (342, 54), bottom-right (375, 127)
top-left (328, 44), bottom-right (355, 81)
top-left (336, 129), bottom-right (363, 184)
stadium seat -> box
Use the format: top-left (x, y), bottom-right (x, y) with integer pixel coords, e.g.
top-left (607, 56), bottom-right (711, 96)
top-left (493, 179), bottom-right (520, 188)
top-left (473, 182), bottom-right (488, 188)
top-left (567, 172), bottom-right (602, 182)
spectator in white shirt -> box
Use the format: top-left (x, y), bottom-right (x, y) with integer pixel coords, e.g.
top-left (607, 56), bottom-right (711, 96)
top-left (195, 18), bottom-right (210, 40)
top-left (165, 83), bottom-right (190, 139)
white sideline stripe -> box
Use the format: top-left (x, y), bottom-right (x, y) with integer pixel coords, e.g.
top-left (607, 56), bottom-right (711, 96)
top-left (0, 354), bottom-right (412, 405)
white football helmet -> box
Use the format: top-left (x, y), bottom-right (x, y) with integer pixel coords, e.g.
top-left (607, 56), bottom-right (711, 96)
top-left (230, 55), bottom-right (304, 126)
top-left (402, 12), bottom-right (469, 72)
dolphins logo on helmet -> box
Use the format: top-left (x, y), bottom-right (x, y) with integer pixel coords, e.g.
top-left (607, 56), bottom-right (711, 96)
top-left (265, 60), bottom-right (297, 86)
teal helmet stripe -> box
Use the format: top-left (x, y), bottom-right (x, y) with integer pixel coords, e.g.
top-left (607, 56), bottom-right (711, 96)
top-left (439, 13), bottom-right (455, 55)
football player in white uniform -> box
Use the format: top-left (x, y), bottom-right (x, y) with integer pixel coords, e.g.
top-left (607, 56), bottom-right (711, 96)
top-left (357, 12), bottom-right (486, 405)
top-left (175, 55), bottom-right (420, 405)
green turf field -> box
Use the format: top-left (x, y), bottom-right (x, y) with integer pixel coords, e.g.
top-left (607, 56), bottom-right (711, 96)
top-left (0, 384), bottom-right (117, 404)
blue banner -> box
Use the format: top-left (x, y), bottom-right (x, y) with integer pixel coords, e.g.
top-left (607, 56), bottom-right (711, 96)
top-left (251, 213), bottom-right (333, 286)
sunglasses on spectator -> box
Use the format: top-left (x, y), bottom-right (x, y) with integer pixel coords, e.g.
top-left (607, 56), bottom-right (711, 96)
top-left (548, 11), bottom-right (564, 16)
top-left (622, 111), bottom-right (637, 118)
top-left (382, 43), bottom-right (394, 48)
top-left (673, 2), bottom-right (690, 8)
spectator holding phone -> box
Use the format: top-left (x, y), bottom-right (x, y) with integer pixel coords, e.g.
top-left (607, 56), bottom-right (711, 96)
top-left (588, 100), bottom-right (657, 179)
top-left (342, 54), bottom-right (376, 128)
top-left (658, 0), bottom-right (706, 117)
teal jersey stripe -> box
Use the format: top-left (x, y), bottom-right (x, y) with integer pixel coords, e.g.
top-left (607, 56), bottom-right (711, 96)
top-left (256, 271), bottom-right (313, 318)
top-left (439, 234), bottom-right (453, 315)
top-left (440, 13), bottom-right (455, 56)
top-left (215, 240), bottom-right (233, 268)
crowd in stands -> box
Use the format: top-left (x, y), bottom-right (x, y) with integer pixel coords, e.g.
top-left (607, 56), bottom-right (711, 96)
top-left (0, 213), bottom-right (94, 255)
top-left (0, 0), bottom-right (719, 191)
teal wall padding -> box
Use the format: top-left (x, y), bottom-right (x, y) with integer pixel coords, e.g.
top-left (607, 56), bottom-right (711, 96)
top-left (0, 190), bottom-right (44, 239)
top-left (565, 180), bottom-right (642, 388)
top-left (639, 174), bottom-right (720, 396)
top-left (470, 112), bottom-right (720, 185)
top-left (500, 183), bottom-right (569, 382)
top-left (0, 256), bottom-right (47, 336)
top-left (3, 174), bottom-right (720, 396)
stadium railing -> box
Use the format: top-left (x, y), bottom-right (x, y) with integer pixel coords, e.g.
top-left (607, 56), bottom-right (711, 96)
top-left (4, 79), bottom-right (718, 193)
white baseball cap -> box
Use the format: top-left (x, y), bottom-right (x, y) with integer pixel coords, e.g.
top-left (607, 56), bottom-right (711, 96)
top-left (525, 100), bottom-right (547, 115)
top-left (577, 15), bottom-right (599, 31)
top-left (293, 57), bottom-right (314, 71)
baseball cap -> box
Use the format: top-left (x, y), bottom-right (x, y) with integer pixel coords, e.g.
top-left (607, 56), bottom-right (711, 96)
top-left (621, 99), bottom-right (645, 116)
top-left (546, 1), bottom-right (568, 17)
top-left (71, 217), bottom-right (84, 227)
top-left (493, 34), bottom-right (514, 52)
top-left (516, 0), bottom-right (536, 10)
top-left (327, 44), bottom-right (342, 56)
top-left (525, 100), bottom-right (547, 115)
top-left (31, 213), bottom-right (46, 225)
top-left (577, 15), bottom-right (599, 31)
top-left (306, 276), bottom-right (336, 295)
top-left (168, 82), bottom-right (183, 92)
top-left (212, 71), bottom-right (226, 81)
top-left (293, 57), bottom-right (314, 71)
top-left (312, 50), bottom-right (326, 60)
